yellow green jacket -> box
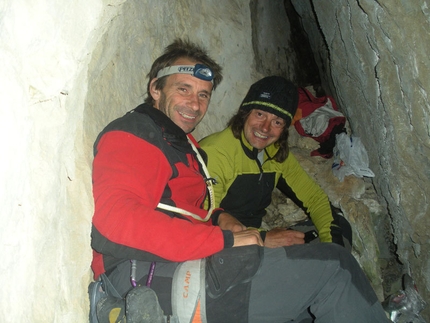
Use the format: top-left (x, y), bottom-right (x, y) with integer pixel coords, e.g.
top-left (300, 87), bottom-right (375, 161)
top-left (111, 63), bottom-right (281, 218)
top-left (200, 126), bottom-right (335, 243)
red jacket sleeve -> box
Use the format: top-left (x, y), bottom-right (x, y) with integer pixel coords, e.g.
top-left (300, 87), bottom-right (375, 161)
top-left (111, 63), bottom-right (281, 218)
top-left (92, 131), bottom-right (225, 262)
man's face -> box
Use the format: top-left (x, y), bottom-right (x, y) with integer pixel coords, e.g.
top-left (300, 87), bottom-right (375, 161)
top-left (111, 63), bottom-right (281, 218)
top-left (243, 109), bottom-right (285, 151)
top-left (150, 58), bottom-right (213, 134)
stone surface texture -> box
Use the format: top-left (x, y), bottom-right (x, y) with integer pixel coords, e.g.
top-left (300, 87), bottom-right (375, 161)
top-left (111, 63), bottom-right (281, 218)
top-left (291, 1), bottom-right (430, 319)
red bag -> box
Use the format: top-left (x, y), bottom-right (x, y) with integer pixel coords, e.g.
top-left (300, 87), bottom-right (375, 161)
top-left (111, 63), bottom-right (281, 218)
top-left (293, 88), bottom-right (346, 158)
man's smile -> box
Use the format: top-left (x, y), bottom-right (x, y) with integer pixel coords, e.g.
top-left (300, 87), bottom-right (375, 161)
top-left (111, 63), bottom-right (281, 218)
top-left (178, 110), bottom-right (197, 120)
top-left (253, 130), bottom-right (268, 139)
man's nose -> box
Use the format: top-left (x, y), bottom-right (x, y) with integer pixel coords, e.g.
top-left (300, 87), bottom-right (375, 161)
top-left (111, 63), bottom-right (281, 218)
top-left (187, 93), bottom-right (200, 110)
top-left (260, 118), bottom-right (271, 131)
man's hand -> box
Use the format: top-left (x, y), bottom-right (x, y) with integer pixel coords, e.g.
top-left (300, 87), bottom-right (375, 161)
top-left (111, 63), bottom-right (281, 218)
top-left (217, 213), bottom-right (262, 247)
top-left (264, 228), bottom-right (305, 248)
top-left (217, 212), bottom-right (246, 232)
top-left (232, 229), bottom-right (264, 247)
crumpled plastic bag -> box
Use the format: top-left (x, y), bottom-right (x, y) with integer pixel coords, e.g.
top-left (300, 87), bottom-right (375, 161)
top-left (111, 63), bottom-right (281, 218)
top-left (332, 132), bottom-right (375, 182)
top-left (382, 274), bottom-right (427, 323)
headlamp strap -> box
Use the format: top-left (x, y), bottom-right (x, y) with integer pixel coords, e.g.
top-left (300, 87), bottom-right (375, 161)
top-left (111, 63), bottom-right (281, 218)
top-left (156, 64), bottom-right (214, 83)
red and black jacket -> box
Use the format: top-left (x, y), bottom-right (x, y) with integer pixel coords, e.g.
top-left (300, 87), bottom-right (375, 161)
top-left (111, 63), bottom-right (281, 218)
top-left (91, 104), bottom-right (231, 279)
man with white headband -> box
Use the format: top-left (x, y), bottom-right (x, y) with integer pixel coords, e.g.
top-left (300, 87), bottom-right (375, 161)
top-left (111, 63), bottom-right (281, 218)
top-left (89, 39), bottom-right (390, 323)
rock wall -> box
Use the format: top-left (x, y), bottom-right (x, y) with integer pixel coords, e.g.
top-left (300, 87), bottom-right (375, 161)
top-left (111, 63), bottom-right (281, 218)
top-left (0, 1), bottom-right (108, 322)
top-left (291, 0), bottom-right (430, 318)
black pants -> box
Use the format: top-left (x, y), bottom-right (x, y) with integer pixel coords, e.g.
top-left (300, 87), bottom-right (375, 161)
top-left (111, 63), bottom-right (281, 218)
top-left (107, 244), bottom-right (388, 323)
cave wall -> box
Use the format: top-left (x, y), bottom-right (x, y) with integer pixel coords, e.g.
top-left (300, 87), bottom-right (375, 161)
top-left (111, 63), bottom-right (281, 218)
top-left (291, 0), bottom-right (430, 317)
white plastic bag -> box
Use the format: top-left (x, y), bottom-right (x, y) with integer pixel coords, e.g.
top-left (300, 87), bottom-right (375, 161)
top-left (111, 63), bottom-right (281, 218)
top-left (383, 274), bottom-right (427, 323)
top-left (332, 132), bottom-right (375, 182)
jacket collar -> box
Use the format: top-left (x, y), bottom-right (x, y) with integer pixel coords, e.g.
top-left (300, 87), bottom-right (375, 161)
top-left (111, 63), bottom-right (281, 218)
top-left (133, 103), bottom-right (192, 153)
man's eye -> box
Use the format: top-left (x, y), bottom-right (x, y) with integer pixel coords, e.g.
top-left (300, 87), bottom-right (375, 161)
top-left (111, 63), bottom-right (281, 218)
top-left (199, 93), bottom-right (209, 99)
top-left (177, 87), bottom-right (190, 94)
top-left (273, 120), bottom-right (285, 128)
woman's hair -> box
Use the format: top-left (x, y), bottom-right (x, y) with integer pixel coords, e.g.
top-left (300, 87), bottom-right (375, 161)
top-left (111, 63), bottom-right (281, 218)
top-left (145, 38), bottom-right (223, 105)
top-left (227, 109), bottom-right (290, 163)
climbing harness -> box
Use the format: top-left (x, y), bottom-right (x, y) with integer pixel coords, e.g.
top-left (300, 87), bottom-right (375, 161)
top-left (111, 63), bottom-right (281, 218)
top-left (127, 137), bottom-right (215, 322)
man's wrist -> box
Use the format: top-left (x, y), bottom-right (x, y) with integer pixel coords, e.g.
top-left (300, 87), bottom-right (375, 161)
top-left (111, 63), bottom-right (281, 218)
top-left (247, 227), bottom-right (267, 241)
top-left (222, 230), bottom-right (234, 248)
top-left (211, 208), bottom-right (224, 225)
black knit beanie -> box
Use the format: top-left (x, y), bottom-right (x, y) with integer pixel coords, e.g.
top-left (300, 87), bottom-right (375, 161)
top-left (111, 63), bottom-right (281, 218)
top-left (240, 76), bottom-right (298, 127)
